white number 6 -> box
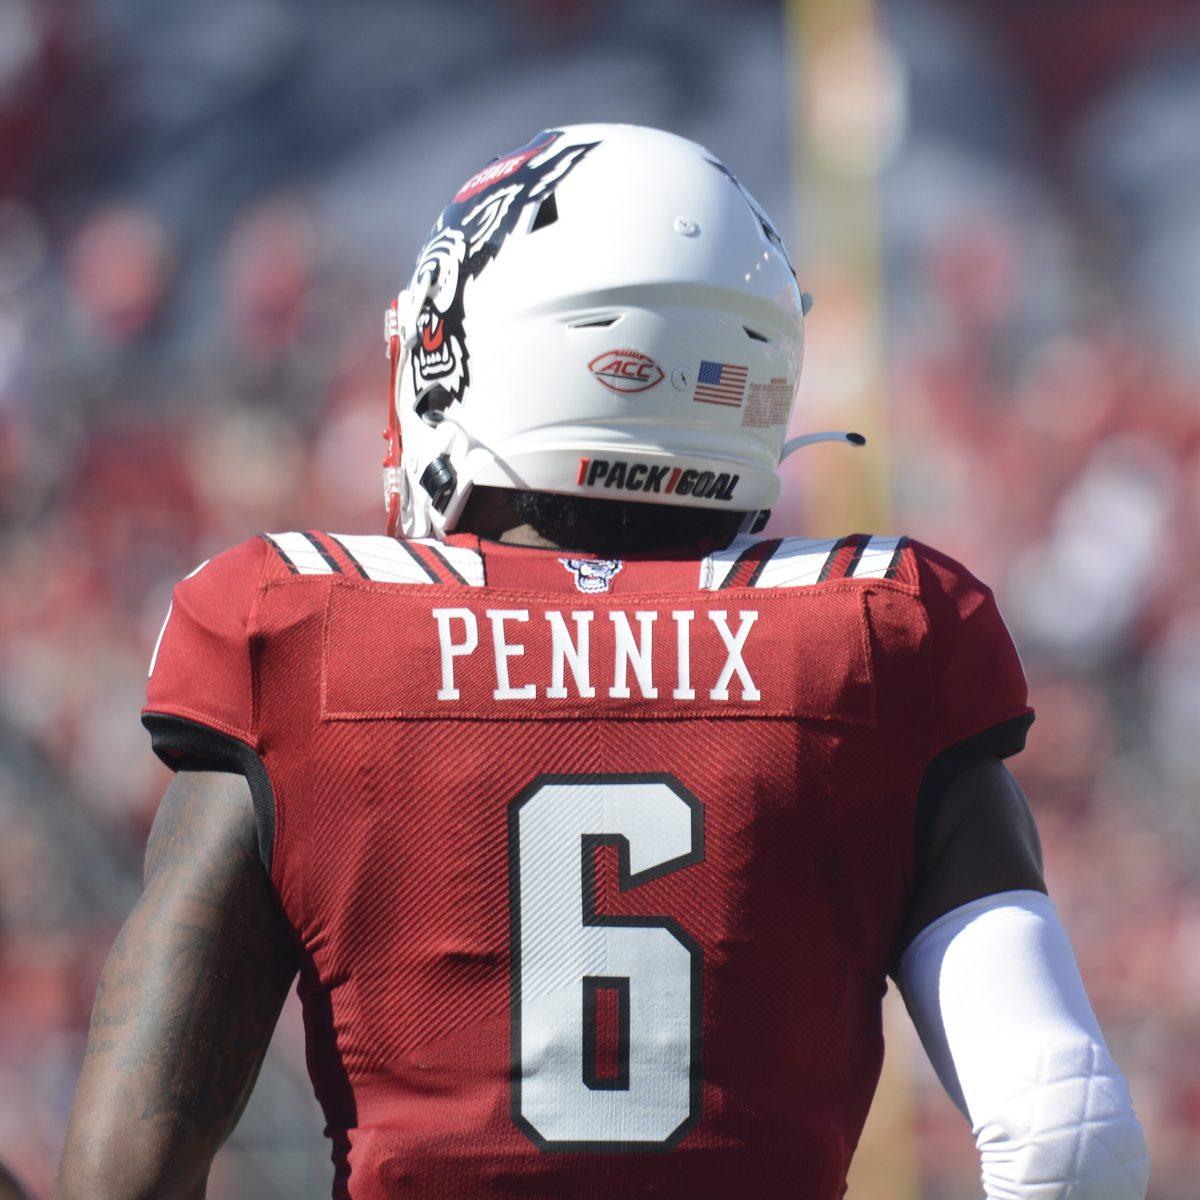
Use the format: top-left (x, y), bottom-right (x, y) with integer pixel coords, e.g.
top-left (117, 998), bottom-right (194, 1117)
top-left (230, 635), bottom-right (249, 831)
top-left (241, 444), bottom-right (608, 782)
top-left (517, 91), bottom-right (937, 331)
top-left (508, 773), bottom-right (704, 1150)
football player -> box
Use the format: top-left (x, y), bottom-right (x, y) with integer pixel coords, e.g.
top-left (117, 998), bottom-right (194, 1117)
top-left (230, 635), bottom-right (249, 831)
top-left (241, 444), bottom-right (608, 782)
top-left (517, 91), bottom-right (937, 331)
top-left (57, 126), bottom-right (1147, 1200)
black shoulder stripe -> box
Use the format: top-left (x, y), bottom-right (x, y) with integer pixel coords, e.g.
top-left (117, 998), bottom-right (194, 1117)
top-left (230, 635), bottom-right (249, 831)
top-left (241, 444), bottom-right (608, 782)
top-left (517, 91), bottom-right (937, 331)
top-left (325, 533), bottom-right (369, 578)
top-left (424, 543), bottom-right (468, 585)
top-left (718, 538), bottom-right (778, 590)
top-left (260, 533), bottom-right (299, 574)
top-left (884, 536), bottom-right (910, 579)
top-left (398, 539), bottom-right (442, 583)
top-left (842, 534), bottom-right (869, 579)
top-left (717, 542), bottom-right (760, 590)
top-left (745, 538), bottom-right (783, 588)
top-left (303, 531), bottom-right (343, 574)
top-left (816, 536), bottom-right (850, 582)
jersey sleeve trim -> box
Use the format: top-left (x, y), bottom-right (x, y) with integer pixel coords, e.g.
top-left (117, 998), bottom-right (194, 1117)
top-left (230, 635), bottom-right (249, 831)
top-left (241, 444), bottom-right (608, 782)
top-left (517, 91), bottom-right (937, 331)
top-left (913, 712), bottom-right (1034, 872)
top-left (142, 712), bottom-right (277, 872)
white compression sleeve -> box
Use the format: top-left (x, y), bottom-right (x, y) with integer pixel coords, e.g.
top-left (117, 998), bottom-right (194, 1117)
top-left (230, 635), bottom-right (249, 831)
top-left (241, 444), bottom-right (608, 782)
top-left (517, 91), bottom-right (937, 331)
top-left (897, 890), bottom-right (1149, 1200)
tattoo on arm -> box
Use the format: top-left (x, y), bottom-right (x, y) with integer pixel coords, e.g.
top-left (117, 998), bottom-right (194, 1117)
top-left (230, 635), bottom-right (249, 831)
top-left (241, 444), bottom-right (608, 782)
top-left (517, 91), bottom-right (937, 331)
top-left (58, 772), bottom-right (299, 1199)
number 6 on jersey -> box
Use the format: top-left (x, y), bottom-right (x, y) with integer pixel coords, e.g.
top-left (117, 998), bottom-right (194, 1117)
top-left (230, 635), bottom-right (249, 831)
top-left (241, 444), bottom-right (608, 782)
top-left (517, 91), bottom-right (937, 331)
top-left (508, 774), bottom-right (705, 1150)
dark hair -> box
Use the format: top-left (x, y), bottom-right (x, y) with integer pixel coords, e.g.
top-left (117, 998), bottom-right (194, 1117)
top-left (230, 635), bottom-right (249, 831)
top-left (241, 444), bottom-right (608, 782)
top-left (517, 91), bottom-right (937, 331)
top-left (460, 486), bottom-right (747, 557)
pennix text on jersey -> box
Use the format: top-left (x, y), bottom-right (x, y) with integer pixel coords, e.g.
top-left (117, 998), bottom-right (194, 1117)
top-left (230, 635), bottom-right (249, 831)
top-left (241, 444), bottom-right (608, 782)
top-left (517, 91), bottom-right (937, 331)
top-left (431, 605), bottom-right (759, 703)
top-left (320, 570), bottom-right (877, 722)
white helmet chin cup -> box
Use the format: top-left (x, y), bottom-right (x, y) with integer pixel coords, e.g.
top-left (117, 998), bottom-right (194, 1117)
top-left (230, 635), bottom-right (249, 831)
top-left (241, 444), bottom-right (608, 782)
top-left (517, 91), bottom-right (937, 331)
top-left (389, 123), bottom-right (805, 538)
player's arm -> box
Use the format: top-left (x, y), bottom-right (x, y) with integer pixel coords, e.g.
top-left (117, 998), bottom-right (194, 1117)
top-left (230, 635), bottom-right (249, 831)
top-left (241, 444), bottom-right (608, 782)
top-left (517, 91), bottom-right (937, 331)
top-left (897, 755), bottom-right (1046, 949)
top-left (895, 760), bottom-right (1149, 1199)
top-left (890, 544), bottom-right (1148, 1199)
top-left (55, 771), bottom-right (298, 1200)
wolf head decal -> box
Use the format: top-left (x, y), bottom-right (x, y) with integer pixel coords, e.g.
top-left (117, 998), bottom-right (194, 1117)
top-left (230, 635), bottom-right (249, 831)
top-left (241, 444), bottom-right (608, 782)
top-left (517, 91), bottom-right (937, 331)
top-left (409, 131), bottom-right (599, 411)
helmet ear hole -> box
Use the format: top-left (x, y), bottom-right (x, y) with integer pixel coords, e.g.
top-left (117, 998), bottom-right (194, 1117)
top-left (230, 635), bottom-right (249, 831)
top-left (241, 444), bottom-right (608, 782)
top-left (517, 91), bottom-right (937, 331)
top-left (416, 384), bottom-right (454, 422)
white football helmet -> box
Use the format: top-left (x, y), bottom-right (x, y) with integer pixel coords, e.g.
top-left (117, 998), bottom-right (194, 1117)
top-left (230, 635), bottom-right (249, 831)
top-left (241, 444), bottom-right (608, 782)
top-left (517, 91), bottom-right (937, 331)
top-left (383, 123), bottom-right (830, 539)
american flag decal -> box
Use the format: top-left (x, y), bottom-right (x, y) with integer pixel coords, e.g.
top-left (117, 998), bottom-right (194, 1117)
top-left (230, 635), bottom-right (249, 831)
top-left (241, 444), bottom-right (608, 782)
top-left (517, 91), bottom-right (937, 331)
top-left (694, 360), bottom-right (748, 407)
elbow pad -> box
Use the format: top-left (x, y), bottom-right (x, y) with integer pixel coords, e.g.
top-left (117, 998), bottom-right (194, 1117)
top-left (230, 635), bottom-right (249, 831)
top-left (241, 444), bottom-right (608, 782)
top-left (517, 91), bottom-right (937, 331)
top-left (898, 891), bottom-right (1149, 1200)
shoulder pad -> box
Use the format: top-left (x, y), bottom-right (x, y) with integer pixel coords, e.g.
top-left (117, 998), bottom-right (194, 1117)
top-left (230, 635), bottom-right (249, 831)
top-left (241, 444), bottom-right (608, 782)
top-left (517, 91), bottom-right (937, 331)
top-left (145, 535), bottom-right (269, 743)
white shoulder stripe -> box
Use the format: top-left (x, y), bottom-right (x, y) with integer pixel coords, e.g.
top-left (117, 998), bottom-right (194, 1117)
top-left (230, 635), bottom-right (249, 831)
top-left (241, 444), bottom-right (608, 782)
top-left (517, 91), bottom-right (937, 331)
top-left (699, 535), bottom-right (841, 590)
top-left (411, 538), bottom-right (485, 587)
top-left (698, 534), bottom-right (908, 589)
top-left (850, 536), bottom-right (902, 579)
top-left (265, 531), bottom-right (335, 575)
top-left (329, 534), bottom-right (435, 584)
top-left (753, 537), bottom-right (839, 588)
top-left (267, 532), bottom-right (485, 586)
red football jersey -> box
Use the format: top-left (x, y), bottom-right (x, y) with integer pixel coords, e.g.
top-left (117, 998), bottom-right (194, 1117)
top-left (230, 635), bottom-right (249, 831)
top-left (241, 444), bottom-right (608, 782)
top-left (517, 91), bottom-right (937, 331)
top-left (143, 529), bottom-right (1033, 1199)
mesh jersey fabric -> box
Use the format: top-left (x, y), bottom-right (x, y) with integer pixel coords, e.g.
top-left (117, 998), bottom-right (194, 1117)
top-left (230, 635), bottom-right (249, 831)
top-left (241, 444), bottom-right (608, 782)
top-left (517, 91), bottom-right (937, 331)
top-left (143, 530), bottom-right (1033, 1200)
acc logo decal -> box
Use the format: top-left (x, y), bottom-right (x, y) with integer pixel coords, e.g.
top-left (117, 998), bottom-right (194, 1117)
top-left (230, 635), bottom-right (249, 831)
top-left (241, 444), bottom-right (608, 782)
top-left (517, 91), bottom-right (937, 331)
top-left (560, 558), bottom-right (624, 593)
top-left (588, 348), bottom-right (665, 394)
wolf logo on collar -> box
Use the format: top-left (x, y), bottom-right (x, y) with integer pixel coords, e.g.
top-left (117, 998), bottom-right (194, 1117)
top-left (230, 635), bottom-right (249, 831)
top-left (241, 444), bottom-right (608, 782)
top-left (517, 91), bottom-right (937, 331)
top-left (560, 557), bottom-right (624, 594)
top-left (409, 130), bottom-right (599, 412)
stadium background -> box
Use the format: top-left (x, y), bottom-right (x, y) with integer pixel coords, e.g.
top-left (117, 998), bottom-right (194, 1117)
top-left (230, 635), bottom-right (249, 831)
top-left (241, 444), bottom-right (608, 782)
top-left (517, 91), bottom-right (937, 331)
top-left (1, 0), bottom-right (1198, 1195)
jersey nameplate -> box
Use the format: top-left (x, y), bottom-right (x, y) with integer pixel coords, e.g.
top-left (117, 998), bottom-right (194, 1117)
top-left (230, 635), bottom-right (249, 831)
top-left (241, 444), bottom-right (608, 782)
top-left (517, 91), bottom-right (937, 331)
top-left (321, 584), bottom-right (876, 723)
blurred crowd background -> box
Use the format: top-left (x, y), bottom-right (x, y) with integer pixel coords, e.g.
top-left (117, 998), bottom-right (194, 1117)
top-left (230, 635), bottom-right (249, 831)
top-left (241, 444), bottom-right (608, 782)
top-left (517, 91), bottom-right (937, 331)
top-left (0, 0), bottom-right (1198, 1196)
